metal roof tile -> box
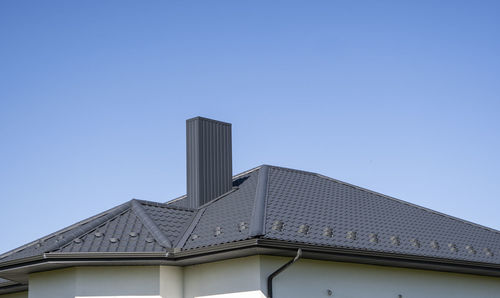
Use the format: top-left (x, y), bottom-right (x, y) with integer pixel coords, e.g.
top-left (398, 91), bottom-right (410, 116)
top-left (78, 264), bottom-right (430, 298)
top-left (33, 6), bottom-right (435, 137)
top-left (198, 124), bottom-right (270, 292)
top-left (262, 166), bottom-right (500, 264)
top-left (2, 164), bottom-right (500, 270)
top-left (182, 168), bottom-right (260, 250)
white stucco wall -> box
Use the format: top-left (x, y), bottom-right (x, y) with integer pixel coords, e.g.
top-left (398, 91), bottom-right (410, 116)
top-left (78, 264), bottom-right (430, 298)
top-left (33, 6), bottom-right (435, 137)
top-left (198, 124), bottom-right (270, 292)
top-left (183, 255), bottom-right (500, 298)
top-left (160, 266), bottom-right (184, 298)
top-left (29, 267), bottom-right (76, 298)
top-left (75, 266), bottom-right (160, 297)
top-left (5, 256), bottom-right (500, 298)
top-left (184, 256), bottom-right (264, 298)
top-left (260, 256), bottom-right (500, 298)
top-left (27, 265), bottom-right (183, 298)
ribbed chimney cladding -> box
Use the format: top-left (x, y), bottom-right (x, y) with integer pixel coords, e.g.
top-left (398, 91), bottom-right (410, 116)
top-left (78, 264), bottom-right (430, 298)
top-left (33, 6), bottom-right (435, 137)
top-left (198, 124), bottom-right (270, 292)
top-left (186, 117), bottom-right (233, 208)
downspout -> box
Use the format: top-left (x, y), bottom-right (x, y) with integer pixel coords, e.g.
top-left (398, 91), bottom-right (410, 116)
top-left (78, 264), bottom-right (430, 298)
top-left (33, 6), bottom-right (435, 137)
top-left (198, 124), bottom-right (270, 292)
top-left (267, 248), bottom-right (302, 298)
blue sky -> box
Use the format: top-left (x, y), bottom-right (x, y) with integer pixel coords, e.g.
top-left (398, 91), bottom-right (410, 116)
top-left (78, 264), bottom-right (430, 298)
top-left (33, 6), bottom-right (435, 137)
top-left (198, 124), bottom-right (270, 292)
top-left (0, 1), bottom-right (499, 254)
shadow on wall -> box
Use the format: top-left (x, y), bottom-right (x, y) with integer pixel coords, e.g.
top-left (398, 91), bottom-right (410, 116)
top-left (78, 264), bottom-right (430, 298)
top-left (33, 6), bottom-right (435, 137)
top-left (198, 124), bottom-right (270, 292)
top-left (195, 291), bottom-right (266, 298)
top-left (74, 293), bottom-right (266, 298)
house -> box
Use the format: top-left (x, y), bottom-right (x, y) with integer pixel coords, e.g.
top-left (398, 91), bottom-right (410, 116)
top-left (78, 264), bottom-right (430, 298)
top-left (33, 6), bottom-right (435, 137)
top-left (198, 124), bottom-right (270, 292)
top-left (1, 116), bottom-right (500, 298)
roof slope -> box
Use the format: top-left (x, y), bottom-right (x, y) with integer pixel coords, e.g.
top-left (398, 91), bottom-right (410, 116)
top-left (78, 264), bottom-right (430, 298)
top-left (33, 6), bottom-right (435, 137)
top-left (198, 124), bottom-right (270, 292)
top-left (261, 166), bottom-right (500, 264)
top-left (0, 200), bottom-right (195, 261)
top-left (1, 165), bottom-right (500, 277)
top-left (180, 167), bottom-right (260, 249)
top-left (175, 166), bottom-right (500, 265)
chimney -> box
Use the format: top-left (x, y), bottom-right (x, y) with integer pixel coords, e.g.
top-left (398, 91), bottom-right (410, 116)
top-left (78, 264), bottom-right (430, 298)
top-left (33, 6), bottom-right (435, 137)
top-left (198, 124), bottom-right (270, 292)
top-left (186, 117), bottom-right (233, 208)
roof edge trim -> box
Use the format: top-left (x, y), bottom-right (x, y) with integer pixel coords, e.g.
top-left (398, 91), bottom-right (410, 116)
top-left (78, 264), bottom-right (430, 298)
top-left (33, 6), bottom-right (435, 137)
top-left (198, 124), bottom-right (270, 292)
top-left (44, 252), bottom-right (170, 258)
top-left (0, 284), bottom-right (27, 295)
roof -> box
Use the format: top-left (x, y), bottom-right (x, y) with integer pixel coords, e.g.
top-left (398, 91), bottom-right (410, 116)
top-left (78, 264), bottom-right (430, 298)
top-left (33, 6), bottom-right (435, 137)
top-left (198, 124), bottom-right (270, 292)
top-left (169, 165), bottom-right (500, 264)
top-left (1, 165), bottom-right (500, 292)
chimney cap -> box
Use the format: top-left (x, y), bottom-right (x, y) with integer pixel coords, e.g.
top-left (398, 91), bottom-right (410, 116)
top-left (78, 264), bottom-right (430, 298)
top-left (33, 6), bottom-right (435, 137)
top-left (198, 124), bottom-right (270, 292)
top-left (187, 116), bottom-right (231, 126)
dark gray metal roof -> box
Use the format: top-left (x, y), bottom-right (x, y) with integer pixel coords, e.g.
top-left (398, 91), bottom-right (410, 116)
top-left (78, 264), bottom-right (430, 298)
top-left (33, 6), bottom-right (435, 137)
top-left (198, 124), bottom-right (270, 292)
top-left (181, 166), bottom-right (260, 250)
top-left (139, 201), bottom-right (195, 246)
top-left (0, 202), bottom-right (131, 263)
top-left (178, 165), bottom-right (500, 266)
top-left (1, 164), bottom-right (500, 281)
top-left (0, 200), bottom-right (195, 261)
top-left (261, 166), bottom-right (500, 264)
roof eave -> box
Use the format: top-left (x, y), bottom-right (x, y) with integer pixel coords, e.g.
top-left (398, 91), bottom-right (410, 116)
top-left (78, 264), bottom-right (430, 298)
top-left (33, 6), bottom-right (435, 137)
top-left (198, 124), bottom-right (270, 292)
top-left (255, 239), bottom-right (500, 277)
top-left (0, 283), bottom-right (27, 295)
top-left (1, 238), bottom-right (500, 296)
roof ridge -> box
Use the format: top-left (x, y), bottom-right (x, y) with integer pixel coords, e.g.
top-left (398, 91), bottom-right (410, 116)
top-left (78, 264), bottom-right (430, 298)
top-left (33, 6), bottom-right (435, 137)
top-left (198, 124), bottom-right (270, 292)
top-left (195, 187), bottom-right (240, 210)
top-left (174, 166), bottom-right (263, 249)
top-left (249, 165), bottom-right (268, 237)
top-left (165, 165), bottom-right (263, 205)
top-left (267, 165), bottom-right (500, 236)
top-left (130, 200), bottom-right (173, 248)
top-left (0, 201), bottom-right (131, 260)
top-left (174, 208), bottom-right (206, 249)
top-left (55, 205), bottom-right (132, 252)
top-left (46, 202), bottom-right (132, 254)
top-left (232, 165), bottom-right (263, 179)
top-left (134, 199), bottom-right (195, 212)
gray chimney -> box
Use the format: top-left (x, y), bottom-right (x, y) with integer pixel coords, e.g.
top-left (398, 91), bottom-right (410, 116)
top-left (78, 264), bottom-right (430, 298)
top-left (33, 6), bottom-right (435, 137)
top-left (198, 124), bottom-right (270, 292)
top-left (186, 117), bottom-right (232, 208)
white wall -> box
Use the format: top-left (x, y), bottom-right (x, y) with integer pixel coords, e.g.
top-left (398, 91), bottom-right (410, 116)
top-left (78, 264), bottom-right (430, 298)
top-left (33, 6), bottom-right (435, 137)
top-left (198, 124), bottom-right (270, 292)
top-left (6, 256), bottom-right (500, 298)
top-left (260, 256), bottom-right (500, 298)
top-left (184, 256), bottom-right (264, 298)
top-left (27, 265), bottom-right (183, 298)
top-left (75, 266), bottom-right (159, 297)
top-left (160, 266), bottom-right (184, 298)
top-left (29, 267), bottom-right (76, 298)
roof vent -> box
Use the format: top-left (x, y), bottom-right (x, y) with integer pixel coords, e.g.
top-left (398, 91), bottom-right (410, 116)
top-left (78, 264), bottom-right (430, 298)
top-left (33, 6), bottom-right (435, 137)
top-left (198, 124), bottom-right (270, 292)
top-left (448, 243), bottom-right (458, 252)
top-left (430, 241), bottom-right (440, 250)
top-left (484, 248), bottom-right (494, 257)
top-left (94, 231), bottom-right (104, 238)
top-left (272, 220), bottom-right (284, 231)
top-left (410, 238), bottom-right (420, 248)
top-left (238, 222), bottom-right (248, 232)
top-left (465, 245), bottom-right (476, 254)
top-left (298, 224), bottom-right (310, 235)
top-left (73, 238), bottom-right (83, 244)
top-left (109, 238), bottom-right (119, 243)
top-left (186, 117), bottom-right (232, 208)
top-left (145, 238), bottom-right (154, 243)
top-left (390, 236), bottom-right (400, 246)
top-left (369, 233), bottom-right (378, 243)
top-left (214, 226), bottom-right (223, 237)
top-left (323, 227), bottom-right (333, 237)
top-left (129, 232), bottom-right (138, 237)
top-left (346, 231), bottom-right (357, 240)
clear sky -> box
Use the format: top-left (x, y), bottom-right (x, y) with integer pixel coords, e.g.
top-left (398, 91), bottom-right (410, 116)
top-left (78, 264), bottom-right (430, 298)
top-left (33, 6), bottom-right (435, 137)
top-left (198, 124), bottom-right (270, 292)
top-left (0, 1), bottom-right (499, 254)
